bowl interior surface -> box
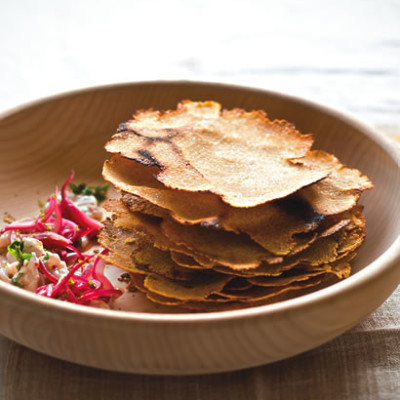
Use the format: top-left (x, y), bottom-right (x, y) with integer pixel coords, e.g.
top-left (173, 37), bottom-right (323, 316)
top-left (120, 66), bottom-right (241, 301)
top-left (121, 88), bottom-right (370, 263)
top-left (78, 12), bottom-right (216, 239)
top-left (0, 80), bottom-right (399, 288)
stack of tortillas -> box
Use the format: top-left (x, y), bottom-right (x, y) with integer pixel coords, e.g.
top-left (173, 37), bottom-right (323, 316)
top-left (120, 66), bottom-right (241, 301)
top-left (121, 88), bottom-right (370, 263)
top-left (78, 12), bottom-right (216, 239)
top-left (100, 100), bottom-right (373, 311)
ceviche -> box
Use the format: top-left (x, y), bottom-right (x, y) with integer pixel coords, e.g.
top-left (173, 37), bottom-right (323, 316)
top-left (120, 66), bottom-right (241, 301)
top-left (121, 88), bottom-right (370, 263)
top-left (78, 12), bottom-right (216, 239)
top-left (0, 174), bottom-right (122, 308)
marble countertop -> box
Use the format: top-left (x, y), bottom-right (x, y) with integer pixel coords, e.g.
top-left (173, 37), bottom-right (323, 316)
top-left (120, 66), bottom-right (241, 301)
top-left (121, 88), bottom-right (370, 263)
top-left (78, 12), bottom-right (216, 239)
top-left (0, 0), bottom-right (399, 399)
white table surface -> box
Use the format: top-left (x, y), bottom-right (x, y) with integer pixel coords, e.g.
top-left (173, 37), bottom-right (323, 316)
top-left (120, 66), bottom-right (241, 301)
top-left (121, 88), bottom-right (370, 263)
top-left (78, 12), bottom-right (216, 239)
top-left (0, 1), bottom-right (399, 399)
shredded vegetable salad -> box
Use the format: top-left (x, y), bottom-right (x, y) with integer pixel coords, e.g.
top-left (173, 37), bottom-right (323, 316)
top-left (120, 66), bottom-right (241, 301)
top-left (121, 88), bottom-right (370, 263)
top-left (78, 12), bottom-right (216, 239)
top-left (0, 174), bottom-right (122, 308)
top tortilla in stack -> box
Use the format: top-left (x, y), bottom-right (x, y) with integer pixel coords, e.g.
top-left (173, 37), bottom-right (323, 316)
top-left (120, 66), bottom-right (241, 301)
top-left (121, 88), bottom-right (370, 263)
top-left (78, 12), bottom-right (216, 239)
top-left (100, 100), bottom-right (373, 311)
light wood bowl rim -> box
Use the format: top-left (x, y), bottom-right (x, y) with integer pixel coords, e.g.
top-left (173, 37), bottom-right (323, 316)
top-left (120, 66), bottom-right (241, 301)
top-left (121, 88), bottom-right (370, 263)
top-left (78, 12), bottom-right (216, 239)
top-left (1, 80), bottom-right (399, 323)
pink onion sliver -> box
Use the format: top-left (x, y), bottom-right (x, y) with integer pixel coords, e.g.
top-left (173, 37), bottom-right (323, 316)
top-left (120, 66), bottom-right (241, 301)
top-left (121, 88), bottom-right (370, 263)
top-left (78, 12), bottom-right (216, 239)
top-left (79, 288), bottom-right (122, 303)
top-left (65, 244), bottom-right (83, 258)
top-left (1, 219), bottom-right (37, 233)
top-left (63, 252), bottom-right (78, 265)
top-left (61, 173), bottom-right (103, 237)
top-left (65, 286), bottom-right (79, 303)
top-left (92, 256), bottom-right (114, 290)
top-left (51, 258), bottom-right (87, 296)
top-left (60, 218), bottom-right (78, 234)
top-left (42, 195), bottom-right (57, 222)
top-left (35, 285), bottom-right (48, 295)
top-left (61, 172), bottom-right (75, 198)
top-left (34, 219), bottom-right (48, 232)
top-left (38, 260), bottom-right (58, 284)
top-left (73, 275), bottom-right (102, 290)
top-left (30, 232), bottom-right (72, 251)
top-left (71, 227), bottom-right (96, 243)
top-left (61, 197), bottom-right (103, 237)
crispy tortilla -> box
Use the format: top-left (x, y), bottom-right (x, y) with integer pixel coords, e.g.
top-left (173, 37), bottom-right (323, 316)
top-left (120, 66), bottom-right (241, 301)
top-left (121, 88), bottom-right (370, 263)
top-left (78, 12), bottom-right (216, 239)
top-left (101, 101), bottom-right (372, 311)
top-left (143, 273), bottom-right (232, 301)
top-left (298, 165), bottom-right (373, 215)
top-left (98, 219), bottom-right (197, 280)
top-left (105, 101), bottom-right (334, 207)
top-left (105, 153), bottom-right (368, 256)
top-left (161, 216), bottom-right (283, 269)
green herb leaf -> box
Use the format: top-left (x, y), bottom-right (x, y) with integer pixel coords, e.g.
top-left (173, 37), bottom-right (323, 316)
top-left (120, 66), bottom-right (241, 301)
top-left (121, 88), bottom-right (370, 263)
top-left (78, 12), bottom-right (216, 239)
top-left (22, 253), bottom-right (32, 261)
top-left (8, 240), bottom-right (24, 262)
top-left (69, 183), bottom-right (87, 196)
top-left (7, 240), bottom-right (32, 267)
top-left (69, 183), bottom-right (109, 202)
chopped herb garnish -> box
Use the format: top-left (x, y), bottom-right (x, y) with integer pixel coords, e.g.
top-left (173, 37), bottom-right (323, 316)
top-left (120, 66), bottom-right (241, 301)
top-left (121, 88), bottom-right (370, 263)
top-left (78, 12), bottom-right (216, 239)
top-left (7, 240), bottom-right (32, 268)
top-left (22, 253), bottom-right (32, 261)
top-left (69, 183), bottom-right (109, 202)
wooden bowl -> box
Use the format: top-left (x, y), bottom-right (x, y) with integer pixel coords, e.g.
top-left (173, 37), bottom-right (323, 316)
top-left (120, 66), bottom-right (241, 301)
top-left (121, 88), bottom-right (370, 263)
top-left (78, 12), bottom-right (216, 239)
top-left (0, 81), bottom-right (399, 375)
